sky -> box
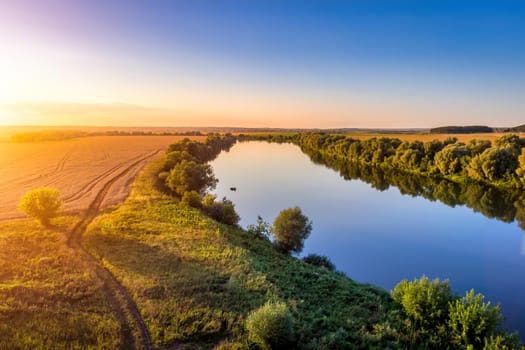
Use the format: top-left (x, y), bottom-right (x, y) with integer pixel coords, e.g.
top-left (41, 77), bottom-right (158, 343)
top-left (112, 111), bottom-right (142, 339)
top-left (0, 0), bottom-right (524, 128)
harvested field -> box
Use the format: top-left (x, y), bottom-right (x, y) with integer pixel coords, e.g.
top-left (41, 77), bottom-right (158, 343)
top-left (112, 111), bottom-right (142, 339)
top-left (0, 136), bottom-right (203, 221)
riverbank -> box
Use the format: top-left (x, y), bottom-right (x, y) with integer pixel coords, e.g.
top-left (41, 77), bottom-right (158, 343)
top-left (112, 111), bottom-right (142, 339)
top-left (83, 157), bottom-right (397, 349)
top-left (1, 136), bottom-right (523, 349)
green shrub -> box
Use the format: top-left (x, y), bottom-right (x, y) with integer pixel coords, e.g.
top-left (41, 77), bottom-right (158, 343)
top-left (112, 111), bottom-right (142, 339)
top-left (483, 333), bottom-right (524, 350)
top-left (18, 187), bottom-right (62, 226)
top-left (302, 254), bottom-right (335, 271)
top-left (448, 289), bottom-right (503, 349)
top-left (245, 301), bottom-right (295, 349)
top-left (246, 215), bottom-right (271, 240)
top-left (181, 191), bottom-right (202, 208)
top-left (392, 276), bottom-right (454, 329)
top-left (202, 195), bottom-right (240, 226)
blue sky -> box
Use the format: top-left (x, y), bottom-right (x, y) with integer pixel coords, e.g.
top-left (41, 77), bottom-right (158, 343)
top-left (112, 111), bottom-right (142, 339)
top-left (0, 0), bottom-right (524, 127)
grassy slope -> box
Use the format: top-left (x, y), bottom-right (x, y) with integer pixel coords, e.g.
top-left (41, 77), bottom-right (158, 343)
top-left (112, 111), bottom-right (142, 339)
top-left (0, 217), bottom-right (120, 349)
top-left (84, 159), bottom-right (395, 349)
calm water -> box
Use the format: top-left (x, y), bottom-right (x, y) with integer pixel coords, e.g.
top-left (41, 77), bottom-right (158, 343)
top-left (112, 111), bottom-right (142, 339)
top-left (211, 141), bottom-right (525, 336)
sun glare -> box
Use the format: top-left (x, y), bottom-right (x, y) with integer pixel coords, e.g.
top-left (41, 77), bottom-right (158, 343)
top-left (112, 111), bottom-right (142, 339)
top-left (0, 107), bottom-right (19, 126)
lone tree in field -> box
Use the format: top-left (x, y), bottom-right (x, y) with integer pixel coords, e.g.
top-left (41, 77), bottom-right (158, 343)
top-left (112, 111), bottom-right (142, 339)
top-left (18, 187), bottom-right (62, 226)
top-left (272, 206), bottom-right (312, 255)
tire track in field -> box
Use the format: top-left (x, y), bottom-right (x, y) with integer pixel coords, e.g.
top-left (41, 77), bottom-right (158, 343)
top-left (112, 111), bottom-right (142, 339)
top-left (10, 149), bottom-right (74, 187)
top-left (55, 149), bottom-right (73, 172)
top-left (67, 150), bottom-right (160, 350)
top-left (62, 151), bottom-right (157, 204)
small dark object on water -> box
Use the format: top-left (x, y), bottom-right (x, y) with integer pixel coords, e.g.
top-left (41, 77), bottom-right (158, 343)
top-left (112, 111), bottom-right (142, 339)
top-left (230, 187), bottom-right (237, 191)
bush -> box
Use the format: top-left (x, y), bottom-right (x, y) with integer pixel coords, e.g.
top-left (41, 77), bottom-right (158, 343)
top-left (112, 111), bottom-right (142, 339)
top-left (448, 289), bottom-right (503, 349)
top-left (165, 160), bottom-right (217, 196)
top-left (392, 276), bottom-right (454, 329)
top-left (245, 301), bottom-right (295, 349)
top-left (272, 207), bottom-right (312, 255)
top-left (18, 187), bottom-right (62, 226)
top-left (302, 254), bottom-right (335, 271)
top-left (202, 195), bottom-right (240, 226)
top-left (246, 216), bottom-right (271, 240)
top-left (181, 191), bottom-right (201, 208)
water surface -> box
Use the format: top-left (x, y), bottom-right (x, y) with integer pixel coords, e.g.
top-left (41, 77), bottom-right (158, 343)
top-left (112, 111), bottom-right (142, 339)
top-left (211, 141), bottom-right (525, 335)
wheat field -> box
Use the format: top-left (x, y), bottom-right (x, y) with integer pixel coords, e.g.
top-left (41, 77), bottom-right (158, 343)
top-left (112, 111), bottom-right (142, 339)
top-left (0, 136), bottom-right (203, 221)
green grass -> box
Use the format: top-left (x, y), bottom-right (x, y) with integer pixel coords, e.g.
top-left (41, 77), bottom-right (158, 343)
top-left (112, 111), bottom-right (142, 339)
top-left (0, 217), bottom-right (120, 349)
top-left (83, 159), bottom-right (397, 349)
top-left (2, 147), bottom-right (520, 349)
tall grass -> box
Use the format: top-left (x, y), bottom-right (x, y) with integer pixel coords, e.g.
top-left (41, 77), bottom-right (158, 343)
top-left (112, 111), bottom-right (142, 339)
top-left (0, 217), bottom-right (120, 349)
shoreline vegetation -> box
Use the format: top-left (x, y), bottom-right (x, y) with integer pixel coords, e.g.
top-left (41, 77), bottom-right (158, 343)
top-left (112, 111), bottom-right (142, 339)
top-left (238, 133), bottom-right (525, 229)
top-left (1, 134), bottom-right (523, 348)
top-left (238, 132), bottom-right (525, 190)
top-left (85, 135), bottom-right (522, 348)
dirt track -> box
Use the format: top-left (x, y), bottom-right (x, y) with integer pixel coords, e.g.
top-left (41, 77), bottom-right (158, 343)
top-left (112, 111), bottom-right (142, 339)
top-left (66, 149), bottom-right (159, 350)
top-left (0, 136), bottom-right (200, 221)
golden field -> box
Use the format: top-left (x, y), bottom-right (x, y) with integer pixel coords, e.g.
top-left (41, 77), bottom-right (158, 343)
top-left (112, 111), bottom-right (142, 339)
top-left (0, 135), bottom-right (203, 221)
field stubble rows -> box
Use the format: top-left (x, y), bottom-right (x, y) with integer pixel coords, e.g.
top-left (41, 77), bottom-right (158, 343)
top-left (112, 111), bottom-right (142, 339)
top-left (0, 136), bottom-right (203, 221)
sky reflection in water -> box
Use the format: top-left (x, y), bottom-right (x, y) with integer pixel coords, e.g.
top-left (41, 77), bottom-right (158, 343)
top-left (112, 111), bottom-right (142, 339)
top-left (211, 141), bottom-right (525, 336)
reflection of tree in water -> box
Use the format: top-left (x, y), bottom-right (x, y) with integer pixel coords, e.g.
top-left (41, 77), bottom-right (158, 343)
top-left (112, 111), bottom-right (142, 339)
top-left (302, 147), bottom-right (525, 231)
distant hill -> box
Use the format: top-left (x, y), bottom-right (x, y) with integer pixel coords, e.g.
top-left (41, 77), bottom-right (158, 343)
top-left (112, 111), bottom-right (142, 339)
top-left (430, 125), bottom-right (493, 134)
top-left (507, 124), bottom-right (525, 132)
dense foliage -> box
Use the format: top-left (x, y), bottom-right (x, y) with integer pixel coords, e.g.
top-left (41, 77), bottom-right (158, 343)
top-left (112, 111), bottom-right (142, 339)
top-left (165, 160), bottom-right (217, 196)
top-left (272, 206), bottom-right (313, 255)
top-left (18, 187), bottom-right (63, 226)
top-left (240, 133), bottom-right (525, 189)
top-left (156, 133), bottom-right (237, 225)
top-left (391, 277), bottom-right (521, 349)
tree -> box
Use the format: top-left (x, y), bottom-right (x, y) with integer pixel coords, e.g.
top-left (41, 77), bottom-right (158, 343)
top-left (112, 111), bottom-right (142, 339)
top-left (494, 134), bottom-right (522, 157)
top-left (467, 147), bottom-right (518, 181)
top-left (18, 187), bottom-right (62, 226)
top-left (272, 207), bottom-right (312, 254)
top-left (467, 139), bottom-right (491, 156)
top-left (434, 143), bottom-right (471, 175)
top-left (165, 160), bottom-right (217, 196)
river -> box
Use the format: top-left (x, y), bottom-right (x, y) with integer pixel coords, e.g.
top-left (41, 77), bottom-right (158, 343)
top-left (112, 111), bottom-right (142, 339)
top-left (210, 141), bottom-right (525, 336)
